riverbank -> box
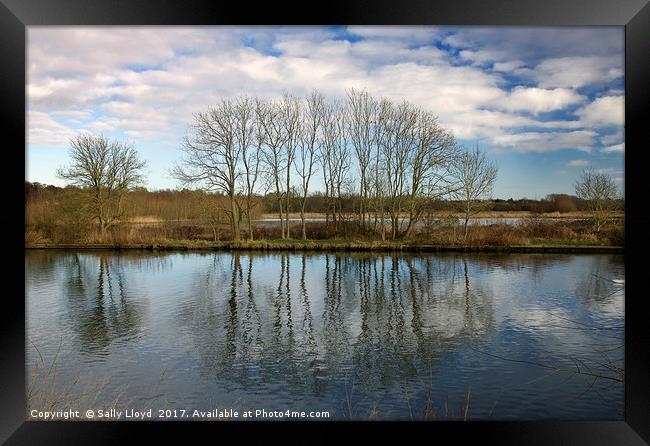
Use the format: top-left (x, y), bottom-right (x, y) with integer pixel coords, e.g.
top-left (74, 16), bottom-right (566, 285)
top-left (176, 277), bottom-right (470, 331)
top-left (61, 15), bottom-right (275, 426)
top-left (26, 216), bottom-right (624, 251)
top-left (25, 240), bottom-right (624, 253)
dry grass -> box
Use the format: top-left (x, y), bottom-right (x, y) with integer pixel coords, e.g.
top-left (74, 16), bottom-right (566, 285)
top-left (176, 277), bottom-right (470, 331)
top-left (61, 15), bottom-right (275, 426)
top-left (342, 375), bottom-right (474, 421)
top-left (27, 340), bottom-right (130, 419)
top-left (27, 340), bottom-right (170, 421)
top-left (25, 230), bottom-right (48, 245)
top-left (25, 216), bottom-right (624, 248)
top-left (519, 218), bottom-right (624, 246)
top-left (418, 223), bottom-right (529, 247)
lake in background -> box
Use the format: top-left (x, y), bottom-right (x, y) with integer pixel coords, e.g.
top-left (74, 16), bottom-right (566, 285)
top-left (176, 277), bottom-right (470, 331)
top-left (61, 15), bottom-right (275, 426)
top-left (252, 217), bottom-right (580, 227)
top-left (26, 250), bottom-right (624, 420)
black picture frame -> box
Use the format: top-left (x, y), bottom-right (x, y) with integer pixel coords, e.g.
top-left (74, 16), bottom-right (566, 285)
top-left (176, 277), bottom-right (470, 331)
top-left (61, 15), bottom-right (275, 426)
top-left (2, 0), bottom-right (648, 444)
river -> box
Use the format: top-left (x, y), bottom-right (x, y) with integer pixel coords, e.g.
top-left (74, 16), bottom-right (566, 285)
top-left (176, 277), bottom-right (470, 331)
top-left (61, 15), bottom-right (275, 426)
top-left (25, 250), bottom-right (624, 420)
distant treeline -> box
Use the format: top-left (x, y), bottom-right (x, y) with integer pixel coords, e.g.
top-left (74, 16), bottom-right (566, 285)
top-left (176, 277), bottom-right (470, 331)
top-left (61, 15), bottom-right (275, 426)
top-left (25, 181), bottom-right (624, 219)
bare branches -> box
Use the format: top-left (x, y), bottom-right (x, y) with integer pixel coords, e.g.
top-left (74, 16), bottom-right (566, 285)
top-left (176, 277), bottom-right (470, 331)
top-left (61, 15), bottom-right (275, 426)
top-left (171, 89), bottom-right (495, 242)
top-left (450, 146), bottom-right (498, 239)
top-left (236, 96), bottom-right (261, 241)
top-left (57, 133), bottom-right (146, 232)
top-left (347, 88), bottom-right (378, 226)
top-left (575, 167), bottom-right (618, 232)
top-left (256, 97), bottom-right (288, 238)
top-left (320, 97), bottom-right (351, 226)
top-left (172, 100), bottom-right (244, 240)
top-left (280, 94), bottom-right (302, 239)
top-left (295, 91), bottom-right (324, 239)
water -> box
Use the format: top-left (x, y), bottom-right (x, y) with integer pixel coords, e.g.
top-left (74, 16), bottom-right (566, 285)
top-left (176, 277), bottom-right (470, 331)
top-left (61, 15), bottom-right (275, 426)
top-left (26, 250), bottom-right (624, 420)
top-left (253, 217), bottom-right (583, 227)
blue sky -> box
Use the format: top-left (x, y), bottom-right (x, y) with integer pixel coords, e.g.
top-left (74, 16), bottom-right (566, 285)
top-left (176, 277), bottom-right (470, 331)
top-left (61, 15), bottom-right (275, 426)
top-left (26, 26), bottom-right (624, 199)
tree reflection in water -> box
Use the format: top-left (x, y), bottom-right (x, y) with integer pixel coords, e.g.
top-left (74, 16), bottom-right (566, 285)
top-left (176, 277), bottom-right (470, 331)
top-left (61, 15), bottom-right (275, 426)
top-left (58, 252), bottom-right (167, 356)
top-left (26, 250), bottom-right (623, 420)
top-left (172, 252), bottom-right (496, 414)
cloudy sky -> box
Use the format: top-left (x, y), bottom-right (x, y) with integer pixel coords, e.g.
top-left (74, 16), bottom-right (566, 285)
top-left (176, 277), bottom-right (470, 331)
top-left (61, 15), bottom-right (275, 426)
top-left (27, 26), bottom-right (624, 199)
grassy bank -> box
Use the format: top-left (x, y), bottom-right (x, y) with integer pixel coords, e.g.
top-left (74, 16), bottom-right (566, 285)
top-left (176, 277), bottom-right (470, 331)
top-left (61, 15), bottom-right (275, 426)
top-left (25, 216), bottom-right (624, 252)
top-left (25, 241), bottom-right (624, 253)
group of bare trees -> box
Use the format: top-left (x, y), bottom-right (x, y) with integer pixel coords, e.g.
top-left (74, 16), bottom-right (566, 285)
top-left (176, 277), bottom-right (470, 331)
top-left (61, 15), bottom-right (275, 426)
top-left (56, 89), bottom-right (508, 242)
top-left (169, 88), bottom-right (500, 241)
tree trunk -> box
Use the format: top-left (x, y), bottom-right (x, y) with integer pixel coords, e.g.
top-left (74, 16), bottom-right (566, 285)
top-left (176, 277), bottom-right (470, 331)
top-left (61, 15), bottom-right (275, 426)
top-left (277, 198), bottom-right (285, 239)
top-left (404, 215), bottom-right (416, 238)
top-left (285, 196), bottom-right (291, 239)
top-left (247, 209), bottom-right (254, 241)
top-left (231, 198), bottom-right (240, 241)
top-left (301, 198), bottom-right (307, 240)
top-left (285, 169), bottom-right (291, 239)
top-left (463, 215), bottom-right (469, 241)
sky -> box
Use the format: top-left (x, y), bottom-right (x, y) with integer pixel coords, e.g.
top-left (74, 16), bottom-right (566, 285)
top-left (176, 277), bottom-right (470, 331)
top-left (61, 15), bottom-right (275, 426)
top-left (26, 26), bottom-right (625, 199)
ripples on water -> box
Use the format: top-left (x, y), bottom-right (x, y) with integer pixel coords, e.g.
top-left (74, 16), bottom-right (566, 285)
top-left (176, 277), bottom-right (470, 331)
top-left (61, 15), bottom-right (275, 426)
top-left (26, 250), bottom-right (624, 420)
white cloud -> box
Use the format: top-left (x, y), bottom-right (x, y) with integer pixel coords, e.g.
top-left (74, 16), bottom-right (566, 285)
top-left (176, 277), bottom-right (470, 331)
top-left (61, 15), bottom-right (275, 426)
top-left (602, 143), bottom-right (625, 153)
top-left (442, 27), bottom-right (623, 62)
top-left (494, 87), bottom-right (585, 114)
top-left (568, 159), bottom-right (589, 167)
top-left (492, 60), bottom-right (526, 72)
top-left (459, 49), bottom-right (500, 64)
top-left (26, 26), bottom-right (625, 159)
top-left (27, 111), bottom-right (77, 145)
top-left (493, 130), bottom-right (597, 153)
top-left (600, 129), bottom-right (624, 145)
top-left (576, 96), bottom-right (624, 127)
top-left (51, 109), bottom-right (93, 120)
top-left (516, 56), bottom-right (623, 89)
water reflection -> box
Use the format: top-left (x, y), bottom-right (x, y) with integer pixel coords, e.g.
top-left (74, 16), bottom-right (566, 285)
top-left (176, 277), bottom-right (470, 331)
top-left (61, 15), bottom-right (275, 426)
top-left (60, 253), bottom-right (144, 355)
top-left (172, 252), bottom-right (497, 401)
top-left (26, 250), bottom-right (624, 420)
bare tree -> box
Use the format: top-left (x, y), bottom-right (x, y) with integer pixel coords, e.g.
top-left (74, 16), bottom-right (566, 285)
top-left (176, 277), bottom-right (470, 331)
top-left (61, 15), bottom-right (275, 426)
top-left (172, 101), bottom-right (243, 241)
top-left (371, 99), bottom-right (393, 241)
top-left (346, 88), bottom-right (377, 228)
top-left (257, 98), bottom-right (288, 239)
top-left (378, 100), bottom-right (416, 239)
top-left (450, 146), bottom-right (498, 240)
top-left (279, 94), bottom-right (302, 239)
top-left (235, 96), bottom-right (261, 241)
top-left (320, 98), bottom-right (351, 227)
top-left (198, 191), bottom-right (226, 242)
top-left (574, 167), bottom-right (618, 232)
top-left (295, 91), bottom-right (324, 240)
top-left (369, 149), bottom-right (388, 241)
top-left (169, 90), bottom-right (473, 243)
top-left (402, 109), bottom-right (458, 237)
top-left (57, 133), bottom-right (146, 233)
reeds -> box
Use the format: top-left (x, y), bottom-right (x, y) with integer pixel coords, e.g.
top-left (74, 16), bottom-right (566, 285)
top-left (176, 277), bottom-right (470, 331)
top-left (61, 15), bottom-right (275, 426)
top-left (25, 217), bottom-right (624, 248)
top-left (27, 339), bottom-right (172, 420)
top-left (27, 340), bottom-right (128, 418)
